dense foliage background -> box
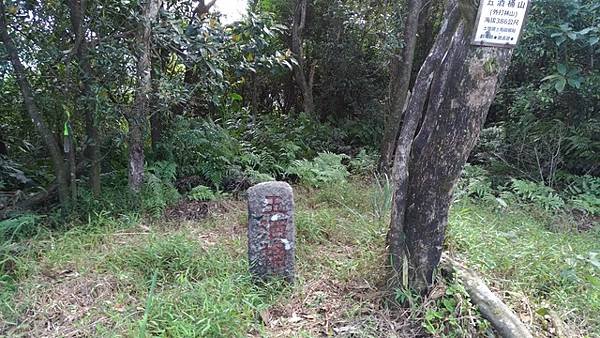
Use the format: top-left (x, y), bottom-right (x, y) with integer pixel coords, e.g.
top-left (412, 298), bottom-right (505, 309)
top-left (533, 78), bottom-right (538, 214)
top-left (1, 0), bottom-right (597, 220)
top-left (0, 0), bottom-right (598, 336)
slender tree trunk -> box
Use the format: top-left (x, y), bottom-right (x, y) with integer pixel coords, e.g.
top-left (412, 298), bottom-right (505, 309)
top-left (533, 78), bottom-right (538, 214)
top-left (251, 72), bottom-right (259, 124)
top-left (150, 66), bottom-right (162, 154)
top-left (0, 3), bottom-right (70, 209)
top-left (67, 128), bottom-right (77, 203)
top-left (86, 102), bottom-right (101, 196)
top-left (192, 0), bottom-right (216, 20)
top-left (387, 0), bottom-right (515, 293)
top-left (291, 0), bottom-right (315, 114)
top-left (0, 129), bottom-right (7, 156)
top-left (379, 0), bottom-right (422, 174)
top-left (128, 0), bottom-right (161, 194)
top-left (150, 106), bottom-right (162, 154)
top-left (68, 0), bottom-right (101, 197)
top-left (283, 74), bottom-right (296, 115)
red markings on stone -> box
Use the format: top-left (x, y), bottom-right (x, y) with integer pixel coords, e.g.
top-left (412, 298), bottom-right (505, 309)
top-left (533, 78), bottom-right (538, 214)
top-left (269, 220), bottom-right (287, 239)
top-left (264, 196), bottom-right (286, 214)
top-left (267, 241), bottom-right (286, 269)
top-left (263, 195), bottom-right (288, 270)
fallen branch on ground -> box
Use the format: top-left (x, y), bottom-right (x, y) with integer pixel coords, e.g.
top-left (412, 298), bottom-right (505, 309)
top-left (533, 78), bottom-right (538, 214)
top-left (440, 253), bottom-right (533, 338)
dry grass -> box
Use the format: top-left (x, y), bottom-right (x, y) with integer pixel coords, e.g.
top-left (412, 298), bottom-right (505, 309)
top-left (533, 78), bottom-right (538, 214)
top-left (3, 271), bottom-right (138, 337)
top-left (2, 180), bottom-right (597, 337)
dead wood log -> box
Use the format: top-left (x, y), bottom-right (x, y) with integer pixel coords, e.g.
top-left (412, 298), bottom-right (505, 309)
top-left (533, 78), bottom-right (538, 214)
top-left (441, 254), bottom-right (533, 338)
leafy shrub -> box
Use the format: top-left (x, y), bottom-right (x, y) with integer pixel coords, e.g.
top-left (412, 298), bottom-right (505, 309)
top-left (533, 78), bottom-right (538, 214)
top-left (240, 112), bottom-right (335, 174)
top-left (570, 194), bottom-right (600, 216)
top-left (510, 179), bottom-right (565, 211)
top-left (244, 168), bottom-right (274, 185)
top-left (188, 185), bottom-right (216, 202)
top-left (287, 152), bottom-right (350, 187)
top-left (563, 175), bottom-right (600, 215)
top-left (455, 164), bottom-right (501, 207)
top-left (163, 117), bottom-right (243, 188)
top-left (0, 214), bottom-right (41, 278)
top-left (463, 165), bottom-right (494, 199)
top-left (142, 162), bottom-right (180, 218)
top-left (421, 281), bottom-right (490, 336)
top-left (0, 156), bottom-right (31, 190)
top-left (349, 148), bottom-right (378, 175)
top-left (470, 126), bottom-right (505, 164)
top-left (0, 213), bottom-right (40, 243)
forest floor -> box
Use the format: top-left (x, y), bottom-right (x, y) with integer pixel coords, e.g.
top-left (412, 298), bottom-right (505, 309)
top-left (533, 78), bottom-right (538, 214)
top-left (0, 178), bottom-right (598, 337)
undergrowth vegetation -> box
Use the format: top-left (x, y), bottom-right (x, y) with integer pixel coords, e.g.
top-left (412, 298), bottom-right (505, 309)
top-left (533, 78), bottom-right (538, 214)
top-left (1, 169), bottom-right (598, 336)
top-left (447, 200), bottom-right (600, 335)
top-left (458, 164), bottom-right (600, 216)
top-left (0, 0), bottom-right (598, 336)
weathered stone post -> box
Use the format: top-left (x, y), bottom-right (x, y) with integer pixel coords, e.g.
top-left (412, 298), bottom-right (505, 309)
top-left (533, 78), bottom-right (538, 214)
top-left (247, 182), bottom-right (295, 282)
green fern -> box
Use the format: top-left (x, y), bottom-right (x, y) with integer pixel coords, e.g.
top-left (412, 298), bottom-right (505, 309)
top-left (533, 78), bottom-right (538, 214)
top-left (142, 162), bottom-right (181, 218)
top-left (287, 152), bottom-right (350, 188)
top-left (511, 179), bottom-right (565, 211)
top-left (349, 149), bottom-right (377, 175)
top-left (188, 185), bottom-right (216, 202)
top-left (563, 175), bottom-right (600, 215)
top-left (457, 164), bottom-right (495, 201)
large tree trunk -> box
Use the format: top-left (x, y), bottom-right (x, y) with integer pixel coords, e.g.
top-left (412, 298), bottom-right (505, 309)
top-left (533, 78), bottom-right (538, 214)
top-left (378, 0), bottom-right (422, 174)
top-left (0, 3), bottom-right (70, 209)
top-left (387, 0), bottom-right (514, 293)
top-left (412, 0), bottom-right (441, 83)
top-left (291, 0), bottom-right (315, 114)
top-left (127, 0), bottom-right (161, 194)
top-left (68, 0), bottom-right (101, 197)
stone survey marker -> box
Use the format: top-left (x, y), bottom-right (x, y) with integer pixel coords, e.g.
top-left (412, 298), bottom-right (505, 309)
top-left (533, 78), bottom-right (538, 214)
top-left (247, 182), bottom-right (295, 282)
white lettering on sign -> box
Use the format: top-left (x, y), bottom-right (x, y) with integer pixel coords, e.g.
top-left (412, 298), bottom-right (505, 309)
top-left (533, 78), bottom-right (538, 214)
top-left (472, 0), bottom-right (530, 47)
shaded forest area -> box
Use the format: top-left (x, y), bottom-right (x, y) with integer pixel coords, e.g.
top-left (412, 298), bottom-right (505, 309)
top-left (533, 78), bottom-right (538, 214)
top-left (0, 0), bottom-right (599, 337)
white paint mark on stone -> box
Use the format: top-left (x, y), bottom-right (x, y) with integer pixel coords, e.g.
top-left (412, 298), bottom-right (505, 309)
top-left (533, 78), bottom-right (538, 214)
top-left (281, 239), bottom-right (292, 250)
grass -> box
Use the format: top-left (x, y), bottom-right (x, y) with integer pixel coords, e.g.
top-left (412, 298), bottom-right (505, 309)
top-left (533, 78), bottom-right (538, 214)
top-left (0, 178), bottom-right (598, 337)
top-left (446, 201), bottom-right (600, 335)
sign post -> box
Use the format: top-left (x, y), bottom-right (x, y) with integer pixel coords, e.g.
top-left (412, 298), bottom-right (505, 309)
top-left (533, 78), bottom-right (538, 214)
top-left (472, 0), bottom-right (531, 48)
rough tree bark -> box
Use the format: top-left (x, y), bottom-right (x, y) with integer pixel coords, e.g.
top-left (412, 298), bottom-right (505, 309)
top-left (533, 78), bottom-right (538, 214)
top-left (379, 0), bottom-right (422, 174)
top-left (68, 0), bottom-right (101, 197)
top-left (0, 3), bottom-right (70, 209)
top-left (128, 0), bottom-right (161, 194)
top-left (413, 0), bottom-right (442, 82)
top-left (387, 0), bottom-right (515, 293)
top-left (291, 0), bottom-right (315, 114)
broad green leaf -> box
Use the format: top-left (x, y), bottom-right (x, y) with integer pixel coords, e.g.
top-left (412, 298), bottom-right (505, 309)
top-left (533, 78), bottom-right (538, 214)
top-left (567, 78), bottom-right (581, 89)
top-left (555, 78), bottom-right (566, 92)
